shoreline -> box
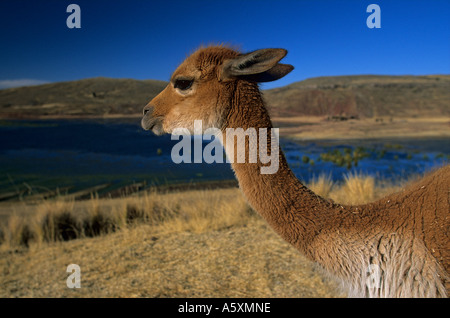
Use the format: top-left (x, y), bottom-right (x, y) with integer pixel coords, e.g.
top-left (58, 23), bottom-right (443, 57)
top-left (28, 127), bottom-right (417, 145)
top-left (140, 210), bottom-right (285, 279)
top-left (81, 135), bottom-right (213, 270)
top-left (0, 113), bottom-right (142, 120)
top-left (272, 116), bottom-right (450, 140)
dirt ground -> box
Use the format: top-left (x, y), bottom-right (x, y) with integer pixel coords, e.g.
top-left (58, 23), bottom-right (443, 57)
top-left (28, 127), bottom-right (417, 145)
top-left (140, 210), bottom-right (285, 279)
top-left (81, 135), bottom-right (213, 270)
top-left (0, 219), bottom-right (343, 298)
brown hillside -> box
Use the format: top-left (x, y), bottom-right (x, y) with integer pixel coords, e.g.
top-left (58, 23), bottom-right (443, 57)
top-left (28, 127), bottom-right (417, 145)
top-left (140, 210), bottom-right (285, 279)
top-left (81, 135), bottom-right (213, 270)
top-left (263, 75), bottom-right (450, 118)
top-left (0, 77), bottom-right (167, 118)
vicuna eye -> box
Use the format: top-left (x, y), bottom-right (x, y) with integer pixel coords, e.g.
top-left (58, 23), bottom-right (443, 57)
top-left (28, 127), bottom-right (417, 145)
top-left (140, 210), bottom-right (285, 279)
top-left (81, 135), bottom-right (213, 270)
top-left (174, 79), bottom-right (193, 90)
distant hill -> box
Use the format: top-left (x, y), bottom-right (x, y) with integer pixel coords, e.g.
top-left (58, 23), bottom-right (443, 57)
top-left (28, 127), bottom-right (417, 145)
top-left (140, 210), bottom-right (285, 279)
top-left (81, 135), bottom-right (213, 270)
top-left (263, 75), bottom-right (450, 118)
top-left (0, 75), bottom-right (449, 119)
top-left (0, 77), bottom-right (167, 118)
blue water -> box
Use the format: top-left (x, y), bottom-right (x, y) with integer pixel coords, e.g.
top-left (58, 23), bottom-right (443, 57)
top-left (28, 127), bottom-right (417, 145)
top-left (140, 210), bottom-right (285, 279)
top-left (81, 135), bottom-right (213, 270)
top-left (281, 139), bottom-right (449, 184)
top-left (0, 119), bottom-right (448, 195)
top-left (0, 119), bottom-right (234, 193)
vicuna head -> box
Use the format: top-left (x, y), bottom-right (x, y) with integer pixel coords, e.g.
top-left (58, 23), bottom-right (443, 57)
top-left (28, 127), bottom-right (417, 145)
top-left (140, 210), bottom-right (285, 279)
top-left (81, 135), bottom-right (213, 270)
top-left (141, 46), bottom-right (293, 134)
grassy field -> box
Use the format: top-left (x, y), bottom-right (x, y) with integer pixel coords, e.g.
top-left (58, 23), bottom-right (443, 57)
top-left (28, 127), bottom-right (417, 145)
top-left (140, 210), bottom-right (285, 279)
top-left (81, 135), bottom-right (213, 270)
top-left (0, 174), bottom-right (405, 298)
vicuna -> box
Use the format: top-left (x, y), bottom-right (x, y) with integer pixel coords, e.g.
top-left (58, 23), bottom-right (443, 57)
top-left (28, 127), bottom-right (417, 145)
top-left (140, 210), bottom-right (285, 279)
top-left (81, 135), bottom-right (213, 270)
top-left (141, 45), bottom-right (449, 298)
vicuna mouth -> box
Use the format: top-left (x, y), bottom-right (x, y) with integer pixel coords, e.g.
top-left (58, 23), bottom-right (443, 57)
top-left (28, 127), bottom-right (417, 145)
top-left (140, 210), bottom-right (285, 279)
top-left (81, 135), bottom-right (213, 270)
top-left (141, 115), bottom-right (164, 135)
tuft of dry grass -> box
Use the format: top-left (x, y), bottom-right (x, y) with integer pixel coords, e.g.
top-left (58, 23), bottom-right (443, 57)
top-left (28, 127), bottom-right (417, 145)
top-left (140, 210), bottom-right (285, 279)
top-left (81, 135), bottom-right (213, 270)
top-left (307, 174), bottom-right (334, 198)
top-left (307, 172), bottom-right (403, 206)
top-left (330, 172), bottom-right (376, 205)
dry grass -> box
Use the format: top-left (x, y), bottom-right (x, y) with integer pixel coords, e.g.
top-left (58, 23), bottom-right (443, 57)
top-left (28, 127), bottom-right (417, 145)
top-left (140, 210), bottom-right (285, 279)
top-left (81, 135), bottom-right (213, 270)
top-left (307, 174), bottom-right (334, 199)
top-left (0, 175), bottom-right (407, 298)
top-left (307, 172), bottom-right (402, 205)
top-left (0, 188), bottom-right (252, 249)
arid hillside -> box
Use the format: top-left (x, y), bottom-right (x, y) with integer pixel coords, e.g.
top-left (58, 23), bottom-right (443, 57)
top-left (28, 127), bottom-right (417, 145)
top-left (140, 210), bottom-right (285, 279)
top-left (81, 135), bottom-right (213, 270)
top-left (0, 75), bottom-right (449, 119)
top-left (263, 75), bottom-right (450, 118)
top-left (0, 77), bottom-right (167, 118)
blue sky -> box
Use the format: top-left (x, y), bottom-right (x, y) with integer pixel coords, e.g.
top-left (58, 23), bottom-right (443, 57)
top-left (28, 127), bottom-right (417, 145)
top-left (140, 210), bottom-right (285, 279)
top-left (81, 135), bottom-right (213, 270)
top-left (0, 0), bottom-right (449, 89)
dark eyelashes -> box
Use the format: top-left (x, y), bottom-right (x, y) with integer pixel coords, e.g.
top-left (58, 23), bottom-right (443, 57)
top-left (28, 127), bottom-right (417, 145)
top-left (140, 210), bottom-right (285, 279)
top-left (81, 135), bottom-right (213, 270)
top-left (174, 79), bottom-right (194, 90)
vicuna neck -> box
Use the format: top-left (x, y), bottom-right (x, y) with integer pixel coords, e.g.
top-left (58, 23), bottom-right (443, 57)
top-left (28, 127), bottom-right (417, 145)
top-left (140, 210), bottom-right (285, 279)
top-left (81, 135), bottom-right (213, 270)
top-left (217, 79), bottom-right (449, 298)
top-left (222, 80), bottom-right (343, 260)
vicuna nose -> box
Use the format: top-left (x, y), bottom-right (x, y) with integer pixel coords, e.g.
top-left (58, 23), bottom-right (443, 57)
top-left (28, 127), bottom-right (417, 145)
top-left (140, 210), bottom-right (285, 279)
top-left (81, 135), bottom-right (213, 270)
top-left (143, 105), bottom-right (154, 116)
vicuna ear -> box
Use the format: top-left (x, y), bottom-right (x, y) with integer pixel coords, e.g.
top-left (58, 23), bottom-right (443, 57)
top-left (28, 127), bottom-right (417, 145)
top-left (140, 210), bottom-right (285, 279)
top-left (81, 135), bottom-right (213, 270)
top-left (221, 48), bottom-right (294, 82)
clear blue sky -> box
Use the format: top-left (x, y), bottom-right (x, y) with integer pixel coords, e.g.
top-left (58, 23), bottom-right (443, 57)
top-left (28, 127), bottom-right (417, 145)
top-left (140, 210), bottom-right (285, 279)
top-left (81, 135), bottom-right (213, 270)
top-left (0, 0), bottom-right (449, 89)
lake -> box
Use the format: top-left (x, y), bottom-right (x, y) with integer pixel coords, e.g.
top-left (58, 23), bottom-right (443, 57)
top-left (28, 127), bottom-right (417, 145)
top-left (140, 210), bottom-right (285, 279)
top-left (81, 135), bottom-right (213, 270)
top-left (0, 119), bottom-right (448, 199)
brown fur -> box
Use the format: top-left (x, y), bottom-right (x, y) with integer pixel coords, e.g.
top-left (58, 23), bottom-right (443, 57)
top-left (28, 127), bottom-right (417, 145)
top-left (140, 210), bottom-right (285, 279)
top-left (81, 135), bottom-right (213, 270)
top-left (142, 46), bottom-right (450, 297)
